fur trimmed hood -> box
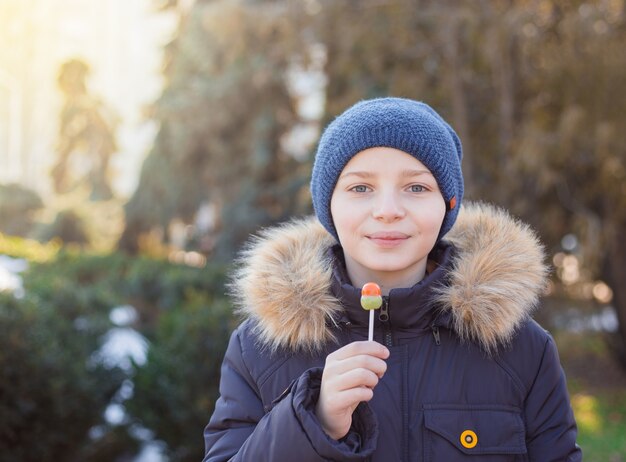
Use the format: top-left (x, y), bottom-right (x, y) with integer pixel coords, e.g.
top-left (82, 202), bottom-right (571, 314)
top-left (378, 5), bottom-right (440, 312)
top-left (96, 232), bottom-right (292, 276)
top-left (229, 202), bottom-right (549, 354)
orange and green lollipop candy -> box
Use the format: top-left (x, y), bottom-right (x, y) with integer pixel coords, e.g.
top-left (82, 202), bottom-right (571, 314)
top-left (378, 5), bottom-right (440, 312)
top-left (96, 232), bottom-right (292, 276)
top-left (361, 282), bottom-right (382, 341)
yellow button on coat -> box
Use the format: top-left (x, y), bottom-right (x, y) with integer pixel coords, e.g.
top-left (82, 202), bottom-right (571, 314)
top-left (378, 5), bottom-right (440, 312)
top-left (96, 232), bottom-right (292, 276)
top-left (460, 430), bottom-right (478, 449)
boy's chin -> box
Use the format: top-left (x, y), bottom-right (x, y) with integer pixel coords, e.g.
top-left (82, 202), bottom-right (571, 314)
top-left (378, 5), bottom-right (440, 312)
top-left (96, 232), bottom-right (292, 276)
top-left (362, 259), bottom-right (425, 274)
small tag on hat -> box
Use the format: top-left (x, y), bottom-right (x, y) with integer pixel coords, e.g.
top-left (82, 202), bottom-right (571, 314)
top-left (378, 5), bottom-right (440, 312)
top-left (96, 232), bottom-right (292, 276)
top-left (448, 196), bottom-right (457, 211)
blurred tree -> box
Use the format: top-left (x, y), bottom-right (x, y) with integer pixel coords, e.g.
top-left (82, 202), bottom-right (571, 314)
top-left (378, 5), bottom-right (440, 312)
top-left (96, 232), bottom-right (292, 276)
top-left (52, 59), bottom-right (117, 201)
top-left (499, 0), bottom-right (626, 366)
top-left (0, 183), bottom-right (43, 236)
top-left (119, 0), bottom-right (312, 260)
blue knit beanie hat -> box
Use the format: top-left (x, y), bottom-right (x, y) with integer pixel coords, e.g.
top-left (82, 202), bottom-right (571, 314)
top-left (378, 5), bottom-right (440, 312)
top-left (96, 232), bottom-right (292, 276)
top-left (311, 97), bottom-right (464, 242)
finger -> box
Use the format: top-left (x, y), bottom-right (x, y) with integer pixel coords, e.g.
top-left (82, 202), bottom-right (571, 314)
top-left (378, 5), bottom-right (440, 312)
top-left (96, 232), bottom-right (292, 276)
top-left (326, 368), bottom-right (380, 391)
top-left (325, 354), bottom-right (388, 379)
top-left (323, 386), bottom-right (375, 411)
top-left (327, 341), bottom-right (390, 362)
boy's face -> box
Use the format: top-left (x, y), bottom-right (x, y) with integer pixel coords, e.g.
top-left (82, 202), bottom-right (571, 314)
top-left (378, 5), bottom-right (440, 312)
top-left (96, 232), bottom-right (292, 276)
top-left (330, 147), bottom-right (446, 287)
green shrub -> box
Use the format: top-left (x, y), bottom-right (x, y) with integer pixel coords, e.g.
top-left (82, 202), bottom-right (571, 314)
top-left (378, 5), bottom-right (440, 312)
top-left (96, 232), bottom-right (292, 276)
top-left (123, 256), bottom-right (229, 333)
top-left (126, 287), bottom-right (235, 462)
top-left (0, 293), bottom-right (125, 461)
top-left (0, 252), bottom-right (132, 460)
top-left (0, 246), bottom-right (235, 460)
top-left (22, 252), bottom-right (126, 323)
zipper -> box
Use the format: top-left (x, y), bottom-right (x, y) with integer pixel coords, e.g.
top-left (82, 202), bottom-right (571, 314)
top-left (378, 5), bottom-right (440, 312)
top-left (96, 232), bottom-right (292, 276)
top-left (379, 296), bottom-right (393, 347)
top-left (431, 323), bottom-right (441, 346)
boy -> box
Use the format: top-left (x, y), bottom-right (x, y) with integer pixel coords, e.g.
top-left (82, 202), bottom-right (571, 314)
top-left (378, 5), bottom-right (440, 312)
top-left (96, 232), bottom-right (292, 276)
top-left (203, 97), bottom-right (581, 461)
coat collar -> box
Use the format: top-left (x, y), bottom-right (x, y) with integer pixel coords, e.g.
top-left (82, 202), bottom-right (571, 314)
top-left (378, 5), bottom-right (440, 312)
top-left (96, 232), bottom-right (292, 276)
top-left (328, 242), bottom-right (454, 332)
top-left (229, 202), bottom-right (549, 354)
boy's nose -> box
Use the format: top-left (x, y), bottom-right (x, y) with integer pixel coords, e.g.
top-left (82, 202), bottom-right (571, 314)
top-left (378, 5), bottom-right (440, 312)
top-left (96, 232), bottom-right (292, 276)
top-left (372, 191), bottom-right (405, 221)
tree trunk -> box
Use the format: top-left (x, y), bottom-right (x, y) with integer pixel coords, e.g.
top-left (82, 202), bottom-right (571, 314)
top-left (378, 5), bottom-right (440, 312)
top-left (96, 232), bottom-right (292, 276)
top-left (496, 25), bottom-right (516, 172)
top-left (603, 230), bottom-right (626, 371)
top-left (440, 11), bottom-right (474, 194)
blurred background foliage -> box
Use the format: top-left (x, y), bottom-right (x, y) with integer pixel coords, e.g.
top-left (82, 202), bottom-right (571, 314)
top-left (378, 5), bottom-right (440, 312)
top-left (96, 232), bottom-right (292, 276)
top-left (0, 0), bottom-right (625, 460)
top-left (0, 245), bottom-right (232, 461)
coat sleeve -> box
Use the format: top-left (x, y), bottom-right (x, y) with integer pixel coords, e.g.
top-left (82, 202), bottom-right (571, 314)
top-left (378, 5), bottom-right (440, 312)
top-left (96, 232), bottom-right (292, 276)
top-left (524, 334), bottom-right (582, 461)
top-left (203, 327), bottom-right (378, 462)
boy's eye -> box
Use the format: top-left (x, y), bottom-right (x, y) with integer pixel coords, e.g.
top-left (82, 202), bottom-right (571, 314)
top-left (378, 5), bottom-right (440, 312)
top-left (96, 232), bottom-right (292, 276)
top-left (410, 185), bottom-right (426, 192)
top-left (351, 185), bottom-right (369, 193)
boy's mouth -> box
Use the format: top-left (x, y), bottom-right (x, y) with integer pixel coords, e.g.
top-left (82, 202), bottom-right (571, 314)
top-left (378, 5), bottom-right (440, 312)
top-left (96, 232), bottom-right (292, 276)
top-left (367, 232), bottom-right (409, 247)
top-left (368, 232), bottom-right (409, 240)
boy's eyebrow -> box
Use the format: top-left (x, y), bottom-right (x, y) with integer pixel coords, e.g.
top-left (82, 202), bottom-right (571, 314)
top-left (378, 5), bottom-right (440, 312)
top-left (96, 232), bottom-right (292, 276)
top-left (338, 171), bottom-right (375, 180)
top-left (400, 169), bottom-right (433, 178)
top-left (338, 169), bottom-right (433, 180)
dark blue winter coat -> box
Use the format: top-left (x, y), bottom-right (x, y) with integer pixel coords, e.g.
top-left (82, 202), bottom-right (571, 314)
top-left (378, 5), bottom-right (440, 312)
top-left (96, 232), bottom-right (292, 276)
top-left (203, 203), bottom-right (582, 461)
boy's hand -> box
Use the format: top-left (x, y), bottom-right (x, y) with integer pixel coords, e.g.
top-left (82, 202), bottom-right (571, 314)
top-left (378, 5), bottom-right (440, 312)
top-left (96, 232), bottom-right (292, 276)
top-left (315, 341), bottom-right (389, 440)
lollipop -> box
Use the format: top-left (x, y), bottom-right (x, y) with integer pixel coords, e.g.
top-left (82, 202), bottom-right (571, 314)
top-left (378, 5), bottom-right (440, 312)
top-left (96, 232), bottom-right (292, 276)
top-left (361, 282), bottom-right (382, 342)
